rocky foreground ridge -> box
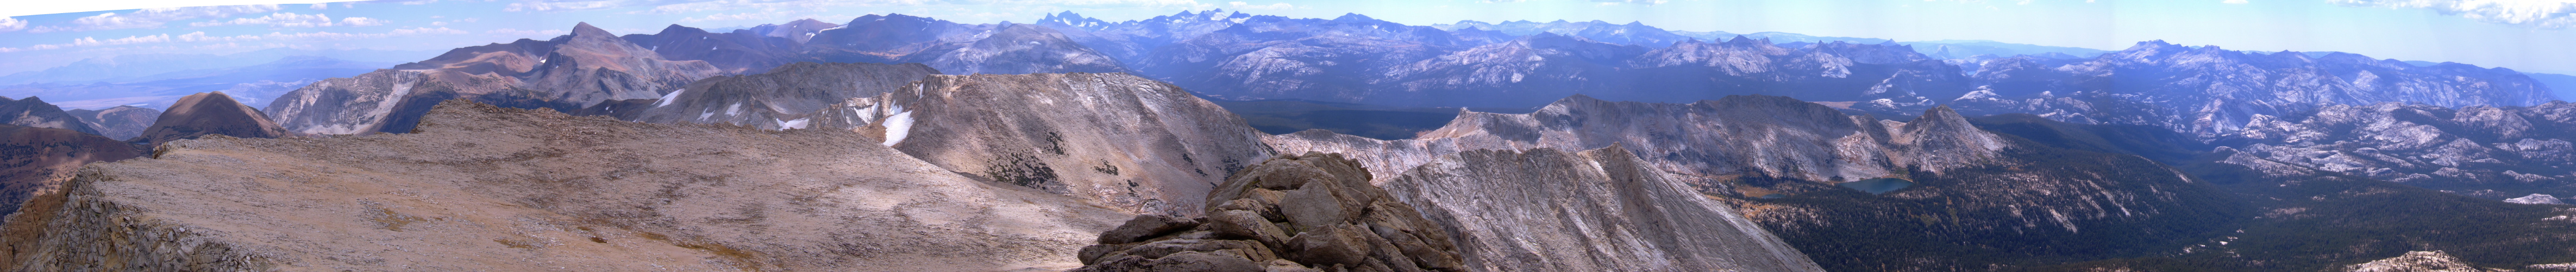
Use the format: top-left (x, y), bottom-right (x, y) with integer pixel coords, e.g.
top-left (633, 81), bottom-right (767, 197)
top-left (1073, 152), bottom-right (1467, 272)
top-left (0, 100), bottom-right (1130, 271)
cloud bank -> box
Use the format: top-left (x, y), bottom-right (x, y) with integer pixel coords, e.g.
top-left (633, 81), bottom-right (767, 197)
top-left (2333, 0), bottom-right (2576, 28)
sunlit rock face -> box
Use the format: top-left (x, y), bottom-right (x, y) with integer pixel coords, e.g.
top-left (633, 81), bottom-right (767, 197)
top-left (1382, 146), bottom-right (1827, 272)
top-left (803, 73), bottom-right (1275, 215)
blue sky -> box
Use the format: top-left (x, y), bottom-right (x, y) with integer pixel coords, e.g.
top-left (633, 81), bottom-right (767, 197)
top-left (4, 0), bottom-right (2575, 75)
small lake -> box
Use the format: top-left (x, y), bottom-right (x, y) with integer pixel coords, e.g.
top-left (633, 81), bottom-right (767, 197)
top-left (1837, 178), bottom-right (1915, 195)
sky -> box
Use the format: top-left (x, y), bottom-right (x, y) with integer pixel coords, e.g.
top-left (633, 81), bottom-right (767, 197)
top-left (3, 0), bottom-right (2575, 75)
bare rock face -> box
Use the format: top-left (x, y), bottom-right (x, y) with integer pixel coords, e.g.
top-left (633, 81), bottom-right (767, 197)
top-left (801, 73), bottom-right (1274, 215)
top-left (63, 106), bottom-right (158, 141)
top-left (267, 22), bottom-right (723, 135)
top-left (0, 125), bottom-right (142, 218)
top-left (624, 62), bottom-right (938, 129)
top-left (1265, 94), bottom-right (2008, 186)
top-left (0, 100), bottom-right (1130, 271)
top-left (1382, 146), bottom-right (1825, 271)
top-left (1073, 152), bottom-right (1466, 272)
top-left (0, 97), bottom-right (103, 136)
top-left (128, 92), bottom-right (290, 146)
top-left (2344, 251), bottom-right (2490, 272)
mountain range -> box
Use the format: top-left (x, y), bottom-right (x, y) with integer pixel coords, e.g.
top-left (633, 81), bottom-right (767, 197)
top-left (3, 8), bottom-right (2575, 271)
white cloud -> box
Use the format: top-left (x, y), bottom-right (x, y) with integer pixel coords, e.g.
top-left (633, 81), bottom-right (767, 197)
top-left (191, 13), bottom-right (337, 28)
top-left (432, 21), bottom-right (448, 26)
top-left (2, 27), bottom-right (466, 53)
top-left (0, 17), bottom-right (26, 32)
top-left (310, 3), bottom-right (329, 10)
top-left (33, 4), bottom-right (283, 33)
top-left (341, 17), bottom-right (388, 27)
top-left (2333, 0), bottom-right (2576, 28)
top-left (506, 1), bottom-right (623, 12)
top-left (1227, 2), bottom-right (1295, 10)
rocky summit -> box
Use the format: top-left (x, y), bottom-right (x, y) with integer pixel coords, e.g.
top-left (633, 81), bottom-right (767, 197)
top-left (0, 100), bottom-right (1129, 271)
top-left (1072, 152), bottom-right (1466, 272)
top-left (1382, 146), bottom-right (1825, 271)
top-left (127, 92), bottom-right (290, 147)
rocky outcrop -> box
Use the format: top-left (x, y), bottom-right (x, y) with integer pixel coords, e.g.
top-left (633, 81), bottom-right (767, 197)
top-left (1265, 95), bottom-right (2007, 185)
top-left (623, 62), bottom-right (937, 129)
top-left (1073, 152), bottom-right (1465, 272)
top-left (0, 125), bottom-right (142, 218)
top-left (1382, 146), bottom-right (1825, 271)
top-left (266, 22), bottom-right (723, 135)
top-left (64, 106), bottom-right (158, 140)
top-left (2506, 194), bottom-right (2566, 205)
top-left (0, 97), bottom-right (102, 136)
top-left (801, 73), bottom-right (1273, 215)
top-left (0, 100), bottom-right (1130, 270)
top-left (2344, 251), bottom-right (2491, 272)
top-left (128, 92), bottom-right (290, 146)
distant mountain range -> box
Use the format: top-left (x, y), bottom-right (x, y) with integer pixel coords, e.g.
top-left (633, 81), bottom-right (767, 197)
top-left (7, 9), bottom-right (2576, 271)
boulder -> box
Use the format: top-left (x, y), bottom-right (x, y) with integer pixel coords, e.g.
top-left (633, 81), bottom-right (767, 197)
top-left (1074, 152), bottom-right (1465, 272)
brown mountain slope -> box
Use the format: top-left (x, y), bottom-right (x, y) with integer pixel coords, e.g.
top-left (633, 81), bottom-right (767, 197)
top-left (0, 97), bottom-right (102, 137)
top-left (128, 92), bottom-right (289, 146)
top-left (0, 125), bottom-right (142, 218)
top-left (0, 100), bottom-right (1129, 270)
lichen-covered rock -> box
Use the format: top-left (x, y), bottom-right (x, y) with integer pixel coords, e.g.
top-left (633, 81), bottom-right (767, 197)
top-left (1074, 152), bottom-right (1465, 272)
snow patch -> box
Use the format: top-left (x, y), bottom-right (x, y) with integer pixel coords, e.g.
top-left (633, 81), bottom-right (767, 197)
top-left (778, 118), bottom-right (811, 129)
top-left (881, 111), bottom-right (915, 146)
top-left (725, 103), bottom-right (742, 116)
top-left (653, 89), bottom-right (686, 107)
